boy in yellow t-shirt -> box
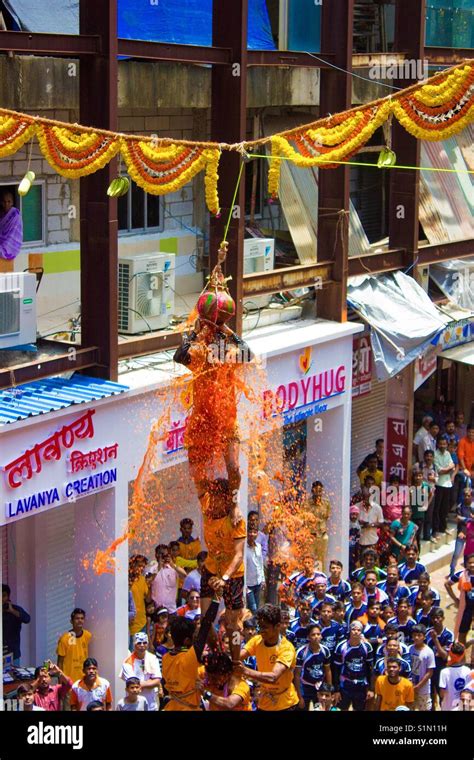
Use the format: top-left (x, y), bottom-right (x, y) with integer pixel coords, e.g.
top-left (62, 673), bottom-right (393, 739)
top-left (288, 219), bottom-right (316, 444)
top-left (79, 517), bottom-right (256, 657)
top-left (198, 478), bottom-right (246, 664)
top-left (374, 658), bottom-right (415, 711)
top-left (162, 596), bottom-right (220, 711)
top-left (238, 604), bottom-right (299, 711)
top-left (57, 608), bottom-right (92, 683)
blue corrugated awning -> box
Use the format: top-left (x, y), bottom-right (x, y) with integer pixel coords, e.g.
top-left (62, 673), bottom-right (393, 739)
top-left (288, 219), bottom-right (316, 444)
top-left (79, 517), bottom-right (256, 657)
top-left (0, 375), bottom-right (128, 425)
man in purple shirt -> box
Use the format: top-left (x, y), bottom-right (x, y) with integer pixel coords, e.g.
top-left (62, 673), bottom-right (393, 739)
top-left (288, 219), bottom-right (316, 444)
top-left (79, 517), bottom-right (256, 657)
top-left (32, 660), bottom-right (73, 711)
top-left (151, 547), bottom-right (186, 614)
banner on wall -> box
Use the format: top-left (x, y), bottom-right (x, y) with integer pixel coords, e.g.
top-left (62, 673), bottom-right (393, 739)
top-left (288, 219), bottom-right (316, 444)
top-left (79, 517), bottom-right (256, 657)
top-left (352, 334), bottom-right (372, 397)
top-left (385, 414), bottom-right (409, 485)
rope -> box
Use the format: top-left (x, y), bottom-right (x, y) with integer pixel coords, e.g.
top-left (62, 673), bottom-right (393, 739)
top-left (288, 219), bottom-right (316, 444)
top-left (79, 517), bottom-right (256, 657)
top-left (248, 153), bottom-right (474, 175)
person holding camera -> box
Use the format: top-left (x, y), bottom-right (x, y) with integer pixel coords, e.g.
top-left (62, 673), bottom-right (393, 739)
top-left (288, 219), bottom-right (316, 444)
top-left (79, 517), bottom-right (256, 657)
top-left (2, 583), bottom-right (30, 666)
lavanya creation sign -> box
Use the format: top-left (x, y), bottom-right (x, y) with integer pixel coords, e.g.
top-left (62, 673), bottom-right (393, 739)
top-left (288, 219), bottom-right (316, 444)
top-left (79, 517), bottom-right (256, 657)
top-left (1, 408), bottom-right (120, 522)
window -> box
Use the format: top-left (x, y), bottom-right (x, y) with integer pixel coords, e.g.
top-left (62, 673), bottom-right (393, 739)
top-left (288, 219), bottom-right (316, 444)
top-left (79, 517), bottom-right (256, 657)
top-left (0, 181), bottom-right (45, 245)
top-left (118, 181), bottom-right (163, 234)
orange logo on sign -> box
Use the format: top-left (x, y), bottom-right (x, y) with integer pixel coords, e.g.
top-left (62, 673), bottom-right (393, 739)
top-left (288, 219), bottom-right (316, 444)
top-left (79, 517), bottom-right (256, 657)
top-left (299, 346), bottom-right (312, 375)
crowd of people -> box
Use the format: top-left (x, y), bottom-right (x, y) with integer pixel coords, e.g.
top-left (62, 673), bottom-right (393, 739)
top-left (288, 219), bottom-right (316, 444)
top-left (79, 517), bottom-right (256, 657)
top-left (3, 402), bottom-right (474, 713)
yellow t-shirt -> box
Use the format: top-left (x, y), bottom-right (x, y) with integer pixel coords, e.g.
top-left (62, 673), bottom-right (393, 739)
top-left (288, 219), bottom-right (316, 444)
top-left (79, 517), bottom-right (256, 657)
top-left (244, 635), bottom-right (298, 711)
top-left (56, 629), bottom-right (92, 683)
top-left (197, 666), bottom-right (252, 711)
top-left (375, 675), bottom-right (414, 711)
top-left (203, 512), bottom-right (246, 578)
top-left (359, 468), bottom-right (384, 488)
top-left (130, 575), bottom-right (149, 636)
top-left (177, 538), bottom-right (202, 561)
top-left (162, 648), bottom-right (201, 711)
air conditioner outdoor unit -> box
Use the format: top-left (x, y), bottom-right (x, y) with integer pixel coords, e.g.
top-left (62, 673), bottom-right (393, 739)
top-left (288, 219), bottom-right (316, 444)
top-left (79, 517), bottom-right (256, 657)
top-left (243, 237), bottom-right (275, 310)
top-left (118, 253), bottom-right (175, 334)
top-left (0, 272), bottom-right (37, 349)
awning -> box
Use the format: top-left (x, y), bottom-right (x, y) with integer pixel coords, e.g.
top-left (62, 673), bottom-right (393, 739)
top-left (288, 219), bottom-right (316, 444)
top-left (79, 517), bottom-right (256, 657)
top-left (347, 270), bottom-right (450, 382)
top-left (441, 341), bottom-right (474, 366)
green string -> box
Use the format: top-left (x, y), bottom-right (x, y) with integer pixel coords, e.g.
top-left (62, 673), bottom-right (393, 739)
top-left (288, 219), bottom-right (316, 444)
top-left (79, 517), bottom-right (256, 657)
top-left (249, 153), bottom-right (474, 174)
top-left (221, 160), bottom-right (245, 244)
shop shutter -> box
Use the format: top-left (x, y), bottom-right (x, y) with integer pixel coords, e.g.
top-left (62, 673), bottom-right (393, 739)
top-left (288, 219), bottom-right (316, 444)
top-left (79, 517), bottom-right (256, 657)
top-left (350, 380), bottom-right (386, 494)
top-left (45, 505), bottom-right (75, 659)
top-left (1, 525), bottom-right (8, 584)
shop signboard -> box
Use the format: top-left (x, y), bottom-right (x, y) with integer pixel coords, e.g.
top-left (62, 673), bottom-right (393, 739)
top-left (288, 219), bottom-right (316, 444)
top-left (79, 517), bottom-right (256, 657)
top-left (414, 343), bottom-right (439, 391)
top-left (1, 408), bottom-right (120, 524)
top-left (352, 334), bottom-right (372, 397)
top-left (262, 344), bottom-right (348, 425)
top-left (439, 319), bottom-right (471, 351)
top-left (385, 415), bottom-right (409, 485)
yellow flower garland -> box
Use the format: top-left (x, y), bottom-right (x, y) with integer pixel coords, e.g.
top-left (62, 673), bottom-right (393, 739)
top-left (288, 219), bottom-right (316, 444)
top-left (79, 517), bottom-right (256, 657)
top-left (307, 111), bottom-right (367, 147)
top-left (413, 65), bottom-right (472, 107)
top-left (392, 101), bottom-right (474, 142)
top-left (0, 115), bottom-right (36, 157)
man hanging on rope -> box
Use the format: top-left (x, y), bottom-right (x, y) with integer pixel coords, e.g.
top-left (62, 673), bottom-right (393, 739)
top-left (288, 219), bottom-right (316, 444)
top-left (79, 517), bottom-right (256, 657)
top-left (174, 242), bottom-right (253, 514)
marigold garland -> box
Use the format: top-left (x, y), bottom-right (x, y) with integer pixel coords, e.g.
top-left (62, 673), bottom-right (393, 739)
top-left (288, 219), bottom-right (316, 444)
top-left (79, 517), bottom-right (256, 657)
top-left (0, 61), bottom-right (472, 208)
top-left (0, 114), bottom-right (36, 158)
top-left (37, 124), bottom-right (120, 178)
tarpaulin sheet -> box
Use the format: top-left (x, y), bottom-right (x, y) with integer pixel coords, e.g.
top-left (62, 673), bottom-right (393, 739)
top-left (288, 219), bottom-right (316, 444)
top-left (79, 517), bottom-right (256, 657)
top-left (4, 0), bottom-right (276, 49)
top-left (430, 258), bottom-right (474, 312)
top-left (347, 270), bottom-right (450, 382)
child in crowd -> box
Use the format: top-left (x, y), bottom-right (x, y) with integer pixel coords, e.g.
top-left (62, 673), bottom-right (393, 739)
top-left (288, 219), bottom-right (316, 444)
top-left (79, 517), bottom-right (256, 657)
top-left (116, 677), bottom-right (149, 711)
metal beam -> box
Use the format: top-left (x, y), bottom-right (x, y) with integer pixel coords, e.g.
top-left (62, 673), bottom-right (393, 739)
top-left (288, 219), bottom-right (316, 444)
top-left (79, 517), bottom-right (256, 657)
top-left (243, 262), bottom-right (334, 296)
top-left (79, 0), bottom-right (118, 382)
top-left (425, 47), bottom-right (474, 65)
top-left (118, 331), bottom-right (181, 360)
top-left (348, 248), bottom-right (407, 277)
top-left (0, 344), bottom-right (100, 389)
top-left (0, 30), bottom-right (101, 56)
top-left (316, 0), bottom-right (353, 323)
top-left (247, 50), bottom-right (334, 67)
top-left (209, 0), bottom-right (248, 335)
top-left (418, 239), bottom-right (474, 265)
top-left (388, 0), bottom-right (425, 262)
top-left (118, 38), bottom-right (231, 65)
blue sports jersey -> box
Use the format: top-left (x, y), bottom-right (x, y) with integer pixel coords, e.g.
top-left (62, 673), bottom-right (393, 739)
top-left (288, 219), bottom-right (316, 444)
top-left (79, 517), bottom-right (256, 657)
top-left (327, 579), bottom-right (352, 602)
top-left (449, 570), bottom-right (463, 584)
top-left (285, 570), bottom-right (328, 601)
top-left (311, 594), bottom-right (337, 615)
top-left (288, 617), bottom-right (318, 650)
top-left (296, 644), bottom-right (331, 695)
top-left (415, 608), bottom-right (436, 628)
top-left (398, 561), bottom-right (426, 584)
top-left (426, 626), bottom-right (454, 671)
top-left (386, 616), bottom-right (417, 645)
top-left (408, 585), bottom-right (441, 609)
top-left (362, 621), bottom-right (385, 647)
top-left (285, 627), bottom-right (296, 646)
top-left (320, 621), bottom-right (346, 654)
top-left (377, 581), bottom-right (410, 606)
top-left (334, 640), bottom-right (374, 685)
top-left (344, 601), bottom-right (367, 626)
top-left (374, 656), bottom-right (411, 677)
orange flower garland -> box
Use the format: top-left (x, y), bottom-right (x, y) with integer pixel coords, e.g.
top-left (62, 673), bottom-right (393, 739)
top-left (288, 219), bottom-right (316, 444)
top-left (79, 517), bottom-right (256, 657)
top-left (120, 139), bottom-right (220, 214)
top-left (37, 124), bottom-right (120, 178)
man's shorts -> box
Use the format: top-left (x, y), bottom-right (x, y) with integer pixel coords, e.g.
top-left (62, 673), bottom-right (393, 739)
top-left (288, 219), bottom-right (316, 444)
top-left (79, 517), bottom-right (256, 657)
top-left (459, 602), bottom-right (474, 634)
top-left (339, 681), bottom-right (367, 712)
top-left (201, 565), bottom-right (244, 610)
